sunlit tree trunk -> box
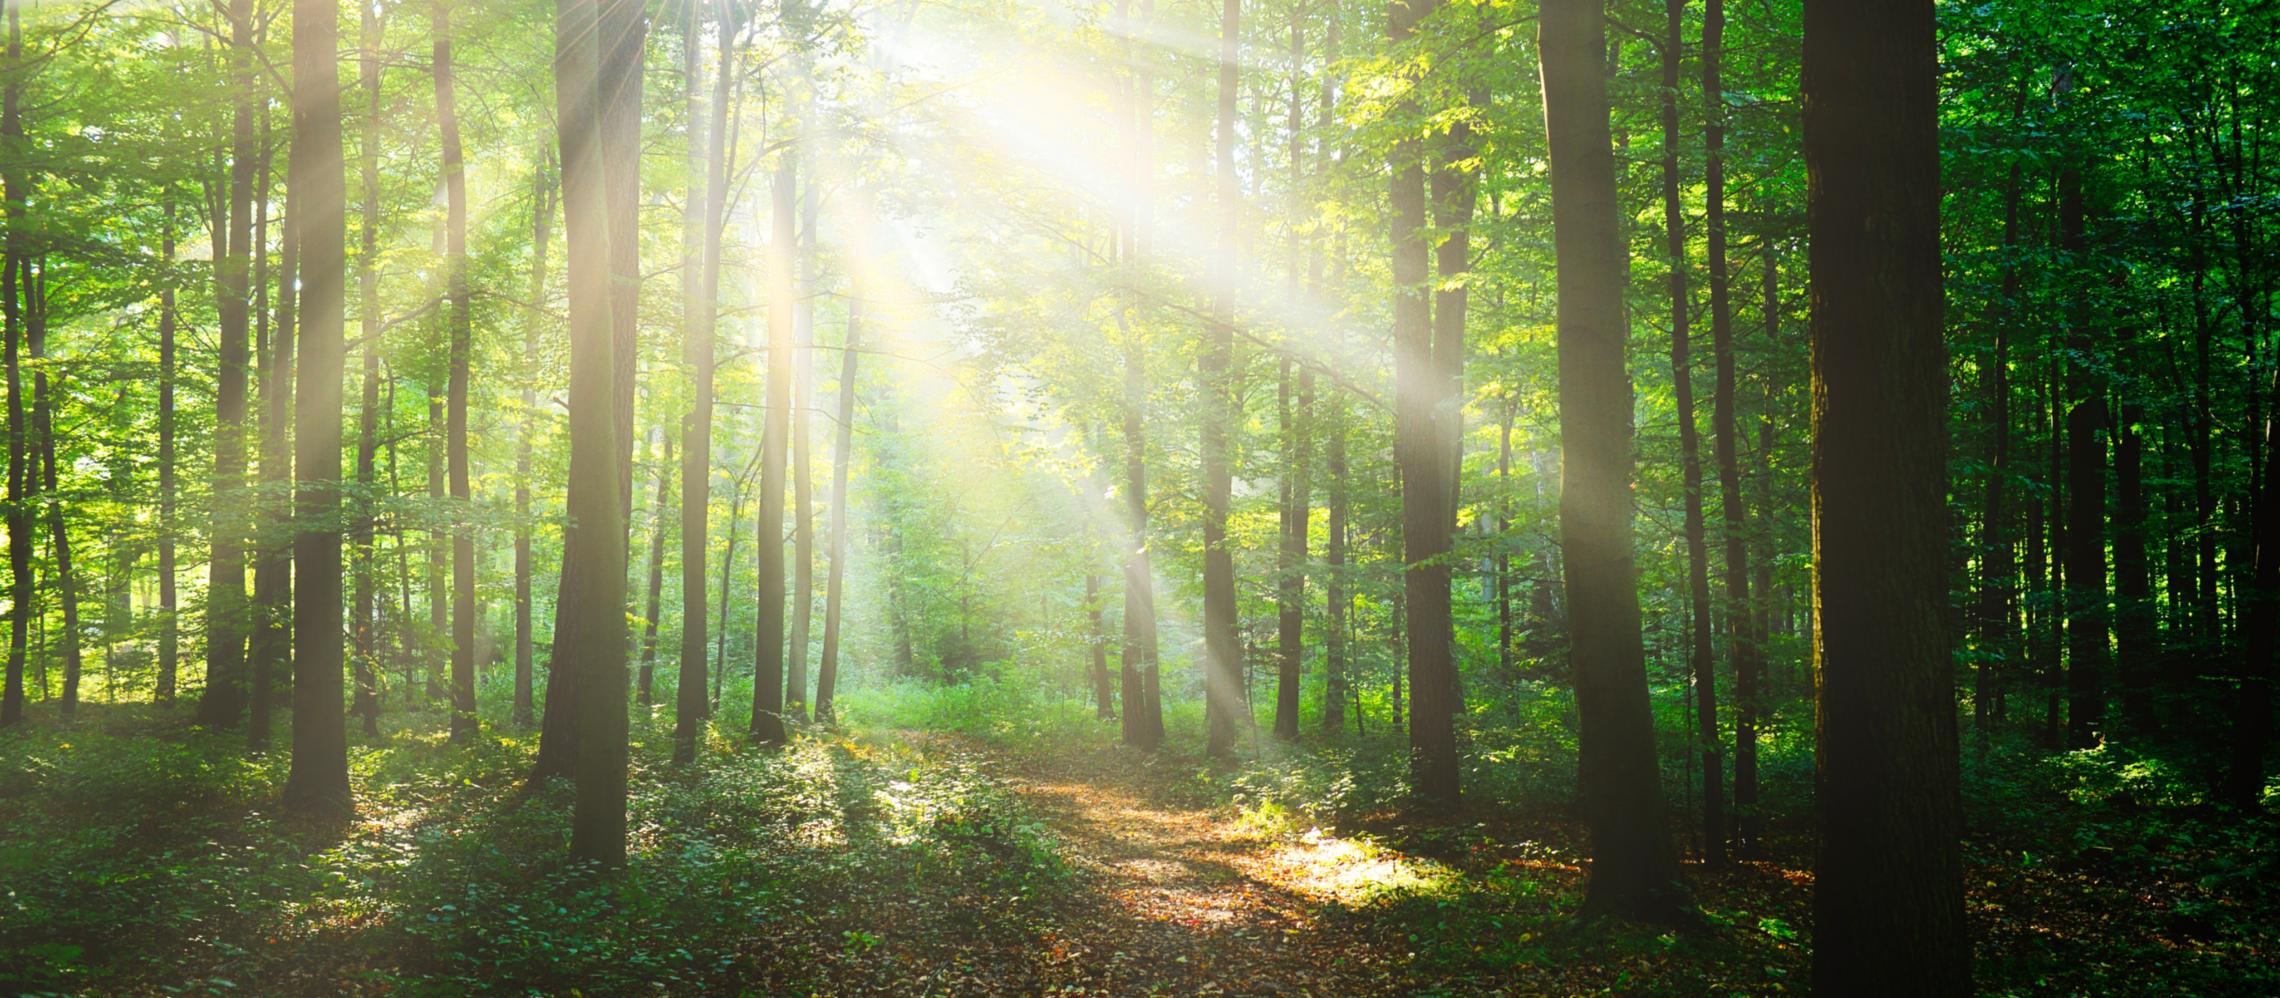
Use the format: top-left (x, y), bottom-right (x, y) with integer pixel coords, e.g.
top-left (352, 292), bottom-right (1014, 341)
top-left (1199, 0), bottom-right (1242, 759)
top-left (678, 1), bottom-right (739, 760)
top-left (1803, 0), bottom-right (1969, 988)
top-left (351, 3), bottom-right (386, 737)
top-left (1660, 0), bottom-right (1721, 866)
top-left (816, 296), bottom-right (859, 725)
top-left (752, 154), bottom-right (796, 747)
top-left (1317, 4), bottom-right (1347, 738)
top-left (426, 391), bottom-right (446, 698)
top-left (196, 0), bottom-right (259, 729)
top-left (553, 0), bottom-right (631, 863)
top-left (1392, 0), bottom-right (1459, 808)
top-left (1113, 0), bottom-right (1163, 751)
top-left (515, 160), bottom-right (555, 729)
top-left (1271, 13), bottom-right (1310, 744)
top-left (1540, 0), bottom-right (1686, 920)
top-left (437, 0), bottom-right (477, 743)
top-left (636, 431), bottom-right (672, 705)
top-left (158, 205), bottom-right (180, 703)
top-left (249, 100), bottom-right (292, 746)
top-left (283, 0), bottom-right (352, 814)
top-left (787, 168), bottom-right (817, 725)
top-left (29, 263), bottom-right (80, 720)
top-left (601, 0), bottom-right (644, 530)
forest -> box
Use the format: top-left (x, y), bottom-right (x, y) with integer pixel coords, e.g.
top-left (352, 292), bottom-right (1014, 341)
top-left (0, 0), bottom-right (2273, 992)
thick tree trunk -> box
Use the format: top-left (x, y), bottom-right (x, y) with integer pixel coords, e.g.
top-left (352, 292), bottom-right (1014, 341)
top-left (1391, 0), bottom-right (1456, 806)
top-left (1540, 0), bottom-right (1685, 920)
top-left (439, 0), bottom-right (478, 743)
top-left (816, 296), bottom-right (859, 725)
top-left (282, 0), bottom-right (352, 814)
top-left (554, 0), bottom-right (631, 864)
top-left (196, 0), bottom-right (259, 729)
top-left (1802, 0), bottom-right (1970, 989)
top-left (1199, 0), bottom-right (1242, 760)
top-left (600, 0), bottom-right (644, 530)
top-left (752, 154), bottom-right (796, 747)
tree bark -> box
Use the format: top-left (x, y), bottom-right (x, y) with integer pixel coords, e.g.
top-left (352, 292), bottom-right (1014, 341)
top-left (1540, 0), bottom-right (1685, 920)
top-left (352, 0), bottom-right (387, 738)
top-left (516, 160), bottom-right (556, 729)
top-left (158, 206), bottom-right (179, 703)
top-left (787, 167), bottom-right (817, 725)
top-left (1199, 0), bottom-right (1243, 760)
top-left (1660, 0), bottom-right (1722, 866)
top-left (1802, 0), bottom-right (1970, 988)
top-left (2058, 113), bottom-right (2106, 750)
top-left (751, 153), bottom-right (796, 747)
top-left (636, 431), bottom-right (673, 705)
top-left (439, 0), bottom-right (478, 743)
top-left (247, 108), bottom-right (287, 746)
top-left (554, 0), bottom-right (631, 864)
top-left (282, 0), bottom-right (352, 814)
top-left (195, 0), bottom-right (259, 729)
top-left (816, 295), bottom-right (859, 725)
top-left (678, 1), bottom-right (739, 760)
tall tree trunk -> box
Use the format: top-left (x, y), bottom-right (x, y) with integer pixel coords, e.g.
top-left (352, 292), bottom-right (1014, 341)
top-left (1088, 572), bottom-right (1113, 719)
top-left (1540, 0), bottom-right (1685, 919)
top-left (1702, 0), bottom-right (1760, 859)
top-left (427, 392), bottom-right (446, 698)
top-left (1496, 401), bottom-right (1513, 679)
top-left (30, 265), bottom-right (81, 720)
top-left (554, 0), bottom-right (631, 864)
top-left (1803, 0), bottom-right (1969, 989)
top-left (2231, 368), bottom-right (2280, 806)
top-left (2058, 106), bottom-right (2106, 750)
top-left (352, 0), bottom-right (386, 737)
top-left (1112, 0), bottom-right (1163, 750)
top-left (515, 161), bottom-right (555, 729)
top-left (1661, 0), bottom-right (1722, 865)
top-left (1271, 13), bottom-right (1310, 744)
top-left (158, 206), bottom-right (180, 703)
top-left (1199, 0), bottom-right (1243, 760)
top-left (677, 1), bottom-right (739, 760)
top-left (1391, 0), bottom-right (1457, 806)
top-left (787, 169), bottom-right (817, 725)
top-left (1977, 140), bottom-right (2023, 752)
top-left (438, 0), bottom-right (478, 743)
top-left (751, 154), bottom-right (796, 747)
top-left (816, 296), bottom-right (859, 725)
top-left (601, 0), bottom-right (644, 530)
top-left (2116, 396), bottom-right (2154, 732)
top-left (1661, 0), bottom-right (1722, 866)
top-left (636, 431), bottom-right (672, 705)
top-left (249, 101), bottom-right (291, 746)
top-left (1318, 4), bottom-right (1346, 737)
top-left (0, 7), bottom-right (28, 726)
top-left (283, 0), bottom-right (352, 813)
top-left (196, 0), bottom-right (259, 729)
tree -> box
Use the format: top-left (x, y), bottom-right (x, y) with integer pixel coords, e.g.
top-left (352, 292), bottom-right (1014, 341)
top-left (815, 295), bottom-right (859, 725)
top-left (1539, 0), bottom-right (1687, 921)
top-left (283, 0), bottom-right (352, 815)
top-left (553, 0), bottom-right (631, 864)
top-left (513, 161), bottom-right (554, 729)
top-left (439, 0), bottom-right (478, 744)
top-left (677, 0), bottom-right (740, 762)
top-left (1, 2), bottom-right (29, 729)
top-left (1802, 0), bottom-right (1970, 989)
top-left (636, 431), bottom-right (673, 704)
top-left (351, 0), bottom-right (388, 739)
top-left (1659, 0), bottom-right (1722, 866)
top-left (1199, 0), bottom-right (1242, 760)
top-left (195, 0), bottom-right (260, 730)
top-left (751, 153), bottom-right (795, 747)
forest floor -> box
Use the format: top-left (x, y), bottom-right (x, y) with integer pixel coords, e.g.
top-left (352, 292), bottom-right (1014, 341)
top-left (3, 685), bottom-right (2278, 994)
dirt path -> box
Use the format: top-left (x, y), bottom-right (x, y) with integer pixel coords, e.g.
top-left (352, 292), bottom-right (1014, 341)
top-left (972, 746), bottom-right (1421, 996)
